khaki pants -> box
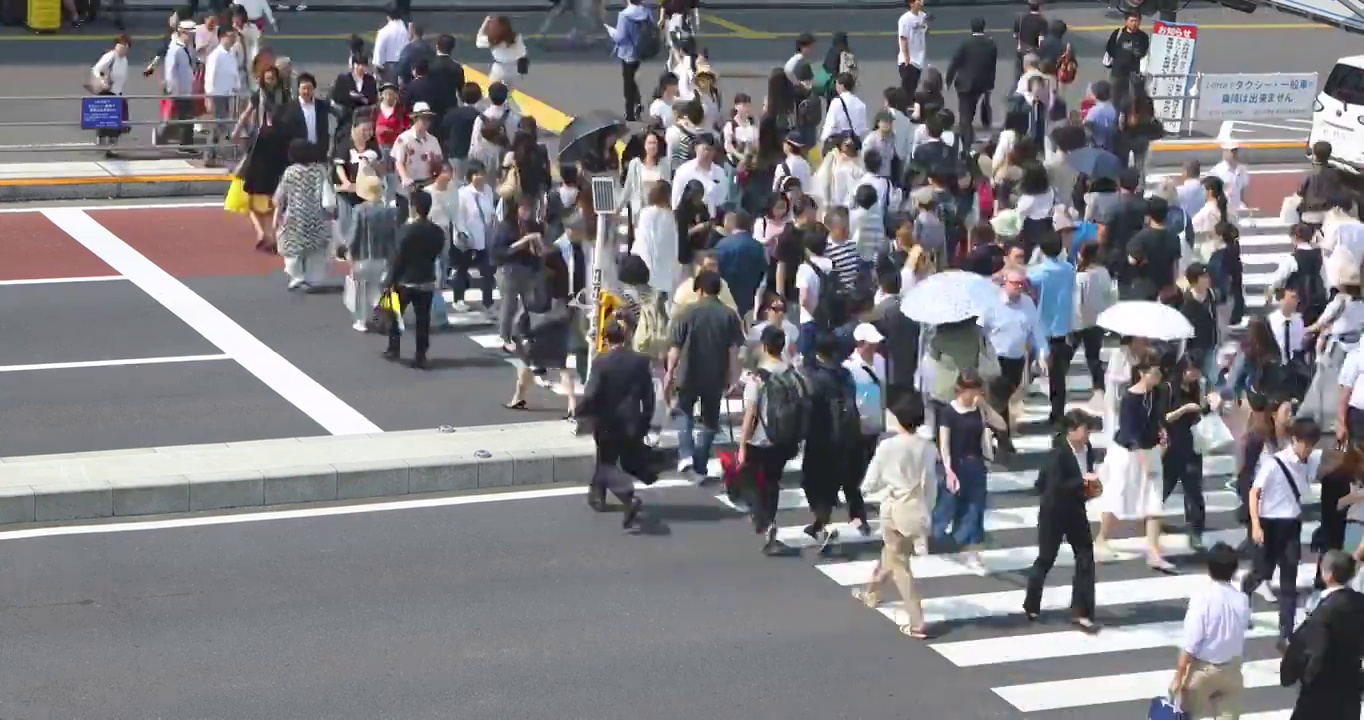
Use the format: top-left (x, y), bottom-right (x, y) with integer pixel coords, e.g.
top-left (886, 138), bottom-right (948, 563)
top-left (866, 504), bottom-right (926, 629)
top-left (1182, 657), bottom-right (1243, 719)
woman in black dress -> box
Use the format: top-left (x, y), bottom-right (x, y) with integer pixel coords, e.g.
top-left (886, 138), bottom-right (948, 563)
top-left (505, 239), bottom-right (576, 418)
top-left (675, 179), bottom-right (713, 271)
top-left (231, 64), bottom-right (291, 253)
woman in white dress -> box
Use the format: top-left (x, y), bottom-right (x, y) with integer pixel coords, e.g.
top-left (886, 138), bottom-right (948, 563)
top-left (1096, 354), bottom-right (1176, 572)
top-left (475, 16), bottom-right (528, 91)
top-left (811, 134), bottom-right (864, 210)
top-left (1192, 175), bottom-right (1234, 265)
top-left (631, 181), bottom-right (680, 307)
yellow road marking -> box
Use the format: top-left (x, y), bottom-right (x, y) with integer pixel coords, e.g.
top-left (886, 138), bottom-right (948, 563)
top-left (700, 13), bottom-right (774, 39)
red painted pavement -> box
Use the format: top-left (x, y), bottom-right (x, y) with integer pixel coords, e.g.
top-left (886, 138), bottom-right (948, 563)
top-left (86, 207), bottom-right (285, 278)
top-left (0, 213), bottom-right (115, 282)
top-left (1243, 171), bottom-right (1306, 213)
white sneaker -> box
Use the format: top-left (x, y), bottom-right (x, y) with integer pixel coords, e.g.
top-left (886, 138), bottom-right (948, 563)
top-left (452, 300), bottom-right (470, 313)
top-left (677, 457), bottom-right (694, 474)
top-left (351, 321), bottom-right (367, 332)
top-left (963, 553), bottom-right (987, 575)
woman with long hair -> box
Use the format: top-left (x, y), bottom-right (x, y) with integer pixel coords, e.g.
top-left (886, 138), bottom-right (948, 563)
top-left (1014, 162), bottom-right (1055, 259)
top-left (756, 192), bottom-right (791, 253)
top-left (1235, 396), bottom-right (1291, 548)
top-left (230, 63), bottom-right (291, 253)
top-left (722, 92), bottom-right (758, 166)
top-left (622, 128), bottom-right (670, 219)
top-left (506, 116), bottom-right (553, 203)
top-left (691, 62), bottom-right (723, 132)
top-left (812, 134), bottom-right (865, 210)
top-left (504, 225), bottom-right (577, 418)
top-left (1319, 440), bottom-right (1364, 558)
top-left (633, 181), bottom-right (680, 306)
top-left (911, 67), bottom-right (946, 125)
top-left (764, 67), bottom-right (797, 131)
top-left (1227, 316), bottom-right (1284, 406)
top-left (476, 16), bottom-right (528, 90)
top-left (675, 179), bottom-right (714, 270)
top-left (272, 140), bottom-right (334, 291)
top-left (1116, 81), bottom-right (1162, 178)
top-left (1193, 175), bottom-right (1233, 264)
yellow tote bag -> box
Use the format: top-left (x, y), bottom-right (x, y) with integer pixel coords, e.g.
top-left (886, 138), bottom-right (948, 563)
top-left (223, 176), bottom-right (250, 215)
top-left (379, 289), bottom-right (405, 332)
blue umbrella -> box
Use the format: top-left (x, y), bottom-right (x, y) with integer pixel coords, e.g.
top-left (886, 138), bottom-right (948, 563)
top-left (1066, 147), bottom-right (1123, 181)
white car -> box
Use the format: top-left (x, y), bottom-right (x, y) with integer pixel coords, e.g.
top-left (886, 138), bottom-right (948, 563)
top-left (1310, 54), bottom-right (1364, 173)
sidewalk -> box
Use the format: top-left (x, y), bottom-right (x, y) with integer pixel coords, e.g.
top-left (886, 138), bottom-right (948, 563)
top-left (0, 137), bottom-right (1308, 203)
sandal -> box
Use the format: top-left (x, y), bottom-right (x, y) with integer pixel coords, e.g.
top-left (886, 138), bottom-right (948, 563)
top-left (899, 624), bottom-right (933, 640)
top-left (503, 400), bottom-right (527, 410)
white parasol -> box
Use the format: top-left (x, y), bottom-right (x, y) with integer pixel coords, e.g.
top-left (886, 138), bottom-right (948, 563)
top-left (900, 270), bottom-right (1001, 325)
top-left (1097, 301), bottom-right (1195, 341)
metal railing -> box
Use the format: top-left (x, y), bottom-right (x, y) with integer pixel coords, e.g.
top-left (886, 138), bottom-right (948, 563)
top-left (1144, 72), bottom-right (1201, 137)
top-left (0, 93), bottom-right (248, 156)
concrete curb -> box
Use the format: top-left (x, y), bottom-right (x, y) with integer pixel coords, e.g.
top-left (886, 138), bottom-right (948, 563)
top-left (0, 140), bottom-right (1309, 202)
top-left (0, 423), bottom-right (697, 526)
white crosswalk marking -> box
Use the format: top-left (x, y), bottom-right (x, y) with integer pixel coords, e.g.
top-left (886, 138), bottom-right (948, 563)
top-left (718, 210), bottom-right (1316, 718)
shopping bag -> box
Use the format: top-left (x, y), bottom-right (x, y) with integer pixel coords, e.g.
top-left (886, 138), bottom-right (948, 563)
top-left (1280, 194), bottom-right (1302, 225)
top-left (343, 275), bottom-right (358, 314)
top-left (717, 449), bottom-right (747, 497)
top-left (1192, 413), bottom-right (1234, 455)
top-left (371, 289), bottom-right (404, 334)
top-left (1147, 696), bottom-right (1187, 720)
top-left (223, 176), bottom-right (250, 215)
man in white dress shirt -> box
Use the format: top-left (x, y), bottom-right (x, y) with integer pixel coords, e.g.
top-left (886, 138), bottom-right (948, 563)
top-left (670, 135), bottom-right (727, 216)
top-left (820, 73), bottom-right (868, 150)
top-left (1336, 346), bottom-right (1364, 445)
top-left (1169, 541), bottom-right (1249, 718)
top-left (1267, 288), bottom-right (1308, 365)
top-left (1175, 159), bottom-right (1205, 221)
top-left (162, 20), bottom-right (197, 151)
top-left (203, 26), bottom-right (239, 166)
top-left (371, 8), bottom-right (410, 83)
top-left (1244, 418), bottom-right (1322, 646)
top-left (1212, 143), bottom-right (1251, 216)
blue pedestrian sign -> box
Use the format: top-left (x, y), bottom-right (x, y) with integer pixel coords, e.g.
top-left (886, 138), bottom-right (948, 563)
top-left (81, 96), bottom-right (123, 131)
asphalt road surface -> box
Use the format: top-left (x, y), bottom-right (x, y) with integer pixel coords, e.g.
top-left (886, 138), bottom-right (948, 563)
top-left (0, 345), bottom-right (1315, 720)
top-left (0, 200), bottom-right (579, 457)
top-left (0, 4), bottom-right (1352, 162)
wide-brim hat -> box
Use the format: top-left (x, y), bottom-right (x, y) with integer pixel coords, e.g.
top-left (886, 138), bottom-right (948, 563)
top-left (176, 19), bottom-right (196, 30)
top-left (694, 60), bottom-right (717, 79)
top-left (355, 172), bottom-right (383, 202)
top-left (411, 101), bottom-right (436, 117)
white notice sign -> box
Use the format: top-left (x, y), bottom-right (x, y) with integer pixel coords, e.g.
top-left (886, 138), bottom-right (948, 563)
top-left (1196, 73), bottom-right (1319, 121)
top-left (1146, 21), bottom-right (1199, 135)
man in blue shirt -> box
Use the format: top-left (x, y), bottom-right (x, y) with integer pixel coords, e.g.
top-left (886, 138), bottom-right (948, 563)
top-left (713, 210), bottom-right (767, 322)
top-left (1027, 233), bottom-right (1076, 424)
top-left (985, 267), bottom-right (1045, 449)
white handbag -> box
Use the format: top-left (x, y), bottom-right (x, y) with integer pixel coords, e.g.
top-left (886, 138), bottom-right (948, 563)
top-left (1192, 413), bottom-right (1234, 455)
top-left (1279, 194), bottom-right (1302, 225)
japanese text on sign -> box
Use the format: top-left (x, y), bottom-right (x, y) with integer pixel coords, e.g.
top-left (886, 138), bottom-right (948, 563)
top-left (1195, 73), bottom-right (1318, 120)
top-left (1146, 21), bottom-right (1199, 134)
top-left (80, 96), bottom-right (123, 131)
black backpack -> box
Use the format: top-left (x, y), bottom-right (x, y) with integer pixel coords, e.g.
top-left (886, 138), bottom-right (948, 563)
top-left (1287, 247), bottom-right (1328, 321)
top-left (634, 16), bottom-right (661, 61)
top-left (810, 261), bottom-right (849, 329)
top-left (757, 366), bottom-right (811, 449)
top-left (820, 368), bottom-right (862, 449)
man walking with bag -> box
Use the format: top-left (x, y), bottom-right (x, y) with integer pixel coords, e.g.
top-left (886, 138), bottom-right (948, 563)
top-left (578, 321), bottom-right (654, 531)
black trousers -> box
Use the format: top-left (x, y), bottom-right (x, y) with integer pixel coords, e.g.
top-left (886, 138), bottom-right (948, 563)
top-left (1024, 500), bottom-right (1096, 619)
top-left (898, 63), bottom-right (922, 97)
top-left (742, 442), bottom-right (795, 530)
top-left (387, 286), bottom-right (433, 358)
top-left (590, 430), bottom-right (640, 504)
top-left (621, 61), bottom-right (642, 120)
top-left (955, 90), bottom-right (992, 147)
top-left (801, 445), bottom-right (857, 530)
top-left (991, 355), bottom-right (1027, 428)
top-left (1044, 337), bottom-right (1074, 422)
top-left (1241, 516), bottom-right (1303, 639)
top-left (1071, 326), bottom-right (1105, 390)
top-left (1162, 449), bottom-right (1207, 535)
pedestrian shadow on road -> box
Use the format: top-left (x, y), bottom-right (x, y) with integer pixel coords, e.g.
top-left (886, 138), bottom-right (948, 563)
top-left (418, 356), bottom-right (523, 372)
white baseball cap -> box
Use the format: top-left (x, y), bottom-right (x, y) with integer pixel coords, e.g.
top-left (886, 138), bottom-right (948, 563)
top-left (853, 323), bottom-right (884, 344)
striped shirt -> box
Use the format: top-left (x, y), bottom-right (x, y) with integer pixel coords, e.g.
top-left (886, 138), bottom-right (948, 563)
top-left (850, 207), bottom-right (886, 262)
top-left (667, 125), bottom-right (700, 170)
top-left (824, 238), bottom-right (862, 292)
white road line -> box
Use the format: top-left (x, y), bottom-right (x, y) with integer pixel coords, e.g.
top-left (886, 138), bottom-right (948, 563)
top-left (0, 275), bottom-right (126, 287)
top-left (1233, 120), bottom-right (1314, 133)
top-left (41, 209), bottom-right (381, 436)
top-left (0, 201), bottom-right (222, 215)
top-left (0, 478), bottom-right (697, 543)
top-left (0, 354), bottom-right (229, 373)
top-left (994, 658), bottom-right (1284, 712)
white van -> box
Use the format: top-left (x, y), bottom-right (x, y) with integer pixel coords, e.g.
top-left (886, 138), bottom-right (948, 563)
top-left (1310, 54), bottom-right (1364, 172)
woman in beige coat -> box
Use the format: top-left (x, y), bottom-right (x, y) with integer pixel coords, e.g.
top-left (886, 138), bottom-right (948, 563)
top-left (854, 393), bottom-right (939, 639)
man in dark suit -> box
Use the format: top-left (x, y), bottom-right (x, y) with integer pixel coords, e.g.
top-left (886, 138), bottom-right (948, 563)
top-left (280, 72), bottom-right (333, 155)
top-left (577, 321), bottom-right (656, 530)
top-left (1282, 549), bottom-right (1364, 719)
top-left (944, 16), bottom-right (997, 146)
top-left (330, 55), bottom-right (379, 143)
top-left (395, 21), bottom-right (435, 87)
top-left (1023, 410), bottom-right (1100, 633)
top-left (428, 34), bottom-right (466, 112)
top-left (402, 57), bottom-right (443, 117)
top-left (868, 272), bottom-right (918, 408)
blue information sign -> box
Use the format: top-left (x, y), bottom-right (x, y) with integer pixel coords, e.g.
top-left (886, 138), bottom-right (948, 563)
top-left (81, 96), bottom-right (124, 131)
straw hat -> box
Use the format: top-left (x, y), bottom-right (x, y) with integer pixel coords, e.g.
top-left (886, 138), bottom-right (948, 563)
top-left (355, 173), bottom-right (383, 202)
top-left (694, 59), bottom-right (717, 80)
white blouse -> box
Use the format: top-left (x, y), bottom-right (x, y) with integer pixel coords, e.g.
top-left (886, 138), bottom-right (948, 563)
top-left (91, 50), bottom-right (128, 95)
top-left (454, 183), bottom-right (496, 251)
top-left (812, 154), bottom-right (865, 210)
top-left (475, 32), bottom-right (528, 88)
top-left (633, 205), bottom-right (681, 296)
top-left (622, 156), bottom-right (669, 215)
top-left (724, 118), bottom-right (758, 160)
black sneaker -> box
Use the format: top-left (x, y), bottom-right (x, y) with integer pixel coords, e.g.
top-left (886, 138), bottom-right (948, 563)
top-left (623, 497), bottom-right (643, 530)
top-left (382, 348), bottom-right (400, 361)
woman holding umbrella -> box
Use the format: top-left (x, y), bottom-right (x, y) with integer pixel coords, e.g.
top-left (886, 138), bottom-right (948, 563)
top-left (900, 270), bottom-right (1002, 428)
top-left (1091, 300), bottom-right (1196, 572)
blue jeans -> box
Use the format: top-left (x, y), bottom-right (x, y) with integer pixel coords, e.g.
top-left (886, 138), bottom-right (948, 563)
top-left (431, 257), bottom-right (450, 328)
top-left (672, 386), bottom-right (722, 473)
top-left (932, 455), bottom-right (989, 547)
top-left (797, 320), bottom-right (817, 367)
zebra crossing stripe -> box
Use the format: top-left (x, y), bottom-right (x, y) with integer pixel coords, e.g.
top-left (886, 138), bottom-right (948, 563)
top-left (872, 563), bottom-right (1315, 627)
top-left (992, 657), bottom-right (1283, 712)
top-left (933, 611), bottom-right (1284, 667)
top-left (815, 522), bottom-right (1319, 585)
